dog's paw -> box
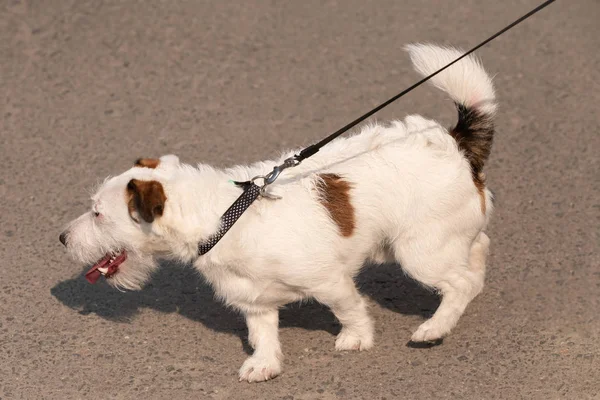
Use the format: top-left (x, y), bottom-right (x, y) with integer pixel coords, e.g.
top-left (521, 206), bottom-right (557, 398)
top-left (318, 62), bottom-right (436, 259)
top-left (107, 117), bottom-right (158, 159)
top-left (238, 356), bottom-right (282, 383)
top-left (335, 329), bottom-right (374, 351)
top-left (411, 319), bottom-right (449, 343)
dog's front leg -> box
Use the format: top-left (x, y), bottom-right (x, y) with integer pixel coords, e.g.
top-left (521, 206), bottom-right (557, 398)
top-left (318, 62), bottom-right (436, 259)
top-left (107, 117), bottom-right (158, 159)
top-left (238, 309), bottom-right (283, 383)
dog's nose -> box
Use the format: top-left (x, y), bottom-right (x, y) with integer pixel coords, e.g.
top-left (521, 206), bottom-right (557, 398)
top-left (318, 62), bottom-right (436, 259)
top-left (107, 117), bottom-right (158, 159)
top-left (59, 231), bottom-right (68, 247)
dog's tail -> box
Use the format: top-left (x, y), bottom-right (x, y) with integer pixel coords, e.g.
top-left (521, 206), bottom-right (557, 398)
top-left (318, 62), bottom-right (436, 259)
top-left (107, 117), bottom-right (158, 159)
top-left (405, 43), bottom-right (496, 176)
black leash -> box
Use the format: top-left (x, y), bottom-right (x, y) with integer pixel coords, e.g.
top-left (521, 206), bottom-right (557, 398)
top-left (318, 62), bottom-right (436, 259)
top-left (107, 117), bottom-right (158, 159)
top-left (198, 0), bottom-right (556, 256)
top-left (296, 0), bottom-right (557, 163)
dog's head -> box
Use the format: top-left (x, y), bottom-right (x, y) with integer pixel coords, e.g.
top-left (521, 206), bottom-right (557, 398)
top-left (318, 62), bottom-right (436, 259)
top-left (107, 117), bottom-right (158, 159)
top-left (60, 155), bottom-right (184, 290)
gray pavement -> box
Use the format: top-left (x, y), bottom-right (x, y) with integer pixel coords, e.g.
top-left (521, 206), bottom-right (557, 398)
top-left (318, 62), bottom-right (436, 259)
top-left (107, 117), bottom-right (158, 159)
top-left (1, 0), bottom-right (599, 399)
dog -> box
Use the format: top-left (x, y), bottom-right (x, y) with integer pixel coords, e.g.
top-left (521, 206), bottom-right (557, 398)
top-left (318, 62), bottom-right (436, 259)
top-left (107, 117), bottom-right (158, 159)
top-left (60, 44), bottom-right (496, 382)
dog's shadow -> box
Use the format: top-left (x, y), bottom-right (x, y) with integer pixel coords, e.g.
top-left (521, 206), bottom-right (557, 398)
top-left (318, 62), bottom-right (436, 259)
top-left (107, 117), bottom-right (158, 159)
top-left (51, 262), bottom-right (439, 353)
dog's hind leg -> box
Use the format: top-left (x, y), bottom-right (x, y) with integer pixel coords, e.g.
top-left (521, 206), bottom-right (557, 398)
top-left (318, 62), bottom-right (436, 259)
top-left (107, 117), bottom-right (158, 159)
top-left (396, 232), bottom-right (489, 342)
top-left (313, 275), bottom-right (374, 351)
top-left (238, 309), bottom-right (283, 382)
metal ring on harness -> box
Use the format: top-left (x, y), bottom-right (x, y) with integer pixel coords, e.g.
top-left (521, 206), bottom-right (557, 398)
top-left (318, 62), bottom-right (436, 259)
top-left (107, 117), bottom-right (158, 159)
top-left (251, 156), bottom-right (301, 198)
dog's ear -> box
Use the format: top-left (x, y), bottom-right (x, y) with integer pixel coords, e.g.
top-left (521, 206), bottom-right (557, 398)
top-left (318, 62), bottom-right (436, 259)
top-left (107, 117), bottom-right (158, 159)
top-left (134, 158), bottom-right (160, 169)
top-left (126, 179), bottom-right (167, 223)
top-left (133, 155), bottom-right (180, 170)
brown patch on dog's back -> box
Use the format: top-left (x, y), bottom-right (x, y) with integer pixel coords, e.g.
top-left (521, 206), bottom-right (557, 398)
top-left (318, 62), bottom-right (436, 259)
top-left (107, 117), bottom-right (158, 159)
top-left (126, 179), bottom-right (167, 223)
top-left (316, 174), bottom-right (355, 237)
top-left (134, 158), bottom-right (160, 169)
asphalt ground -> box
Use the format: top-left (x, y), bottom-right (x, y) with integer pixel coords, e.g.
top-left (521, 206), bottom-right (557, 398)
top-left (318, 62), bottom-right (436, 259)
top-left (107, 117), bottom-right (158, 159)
top-left (1, 0), bottom-right (599, 399)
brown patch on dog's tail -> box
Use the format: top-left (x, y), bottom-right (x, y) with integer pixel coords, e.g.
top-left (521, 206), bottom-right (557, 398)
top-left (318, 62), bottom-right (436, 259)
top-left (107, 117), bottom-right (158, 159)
top-left (316, 174), bottom-right (356, 237)
top-left (450, 104), bottom-right (495, 175)
top-left (450, 104), bottom-right (495, 213)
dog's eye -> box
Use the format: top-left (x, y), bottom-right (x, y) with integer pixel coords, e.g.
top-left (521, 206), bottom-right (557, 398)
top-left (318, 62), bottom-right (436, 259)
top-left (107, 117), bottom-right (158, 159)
top-left (93, 211), bottom-right (100, 218)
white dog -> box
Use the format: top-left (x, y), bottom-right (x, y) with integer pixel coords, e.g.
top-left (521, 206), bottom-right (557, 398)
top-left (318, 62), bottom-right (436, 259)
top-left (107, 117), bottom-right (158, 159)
top-left (61, 44), bottom-right (495, 382)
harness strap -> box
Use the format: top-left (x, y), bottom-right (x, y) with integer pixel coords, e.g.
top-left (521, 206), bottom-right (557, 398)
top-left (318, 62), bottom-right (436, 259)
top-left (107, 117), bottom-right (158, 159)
top-left (197, 182), bottom-right (262, 255)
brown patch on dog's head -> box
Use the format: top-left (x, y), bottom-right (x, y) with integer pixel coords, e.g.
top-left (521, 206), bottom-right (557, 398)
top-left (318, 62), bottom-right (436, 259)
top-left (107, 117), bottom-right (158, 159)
top-left (134, 158), bottom-right (160, 169)
top-left (126, 179), bottom-right (167, 223)
top-left (316, 174), bottom-right (355, 237)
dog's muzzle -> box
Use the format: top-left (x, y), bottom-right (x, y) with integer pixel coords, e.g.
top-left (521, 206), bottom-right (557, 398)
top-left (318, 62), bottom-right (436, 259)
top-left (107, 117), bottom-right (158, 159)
top-left (59, 231), bottom-right (68, 247)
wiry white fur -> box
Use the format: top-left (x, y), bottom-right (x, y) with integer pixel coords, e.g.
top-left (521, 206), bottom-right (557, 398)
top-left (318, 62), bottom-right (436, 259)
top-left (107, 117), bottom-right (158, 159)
top-left (63, 44), bottom-right (495, 382)
top-left (405, 43), bottom-right (497, 115)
